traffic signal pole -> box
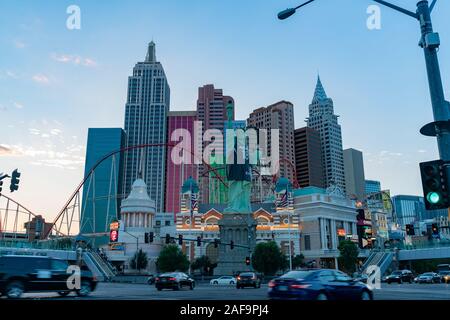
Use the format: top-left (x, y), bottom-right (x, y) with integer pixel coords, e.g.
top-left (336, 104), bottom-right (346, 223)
top-left (412, 1), bottom-right (450, 162)
top-left (373, 1), bottom-right (449, 161)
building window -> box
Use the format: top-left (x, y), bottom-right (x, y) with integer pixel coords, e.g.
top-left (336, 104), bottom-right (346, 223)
top-left (304, 235), bottom-right (311, 251)
top-left (165, 221), bottom-right (171, 226)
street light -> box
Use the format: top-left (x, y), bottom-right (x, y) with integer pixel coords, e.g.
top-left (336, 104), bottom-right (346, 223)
top-left (278, 0), bottom-right (450, 165)
top-left (278, 0), bottom-right (316, 20)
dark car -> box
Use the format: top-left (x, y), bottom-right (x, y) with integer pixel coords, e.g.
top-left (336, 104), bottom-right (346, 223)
top-left (236, 272), bottom-right (261, 289)
top-left (415, 272), bottom-right (441, 284)
top-left (385, 270), bottom-right (414, 284)
top-left (268, 269), bottom-right (373, 301)
top-left (155, 272), bottom-right (195, 291)
top-left (0, 255), bottom-right (97, 299)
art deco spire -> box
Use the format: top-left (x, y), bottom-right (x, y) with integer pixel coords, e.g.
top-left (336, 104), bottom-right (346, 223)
top-left (145, 41), bottom-right (156, 63)
top-left (312, 75), bottom-right (328, 103)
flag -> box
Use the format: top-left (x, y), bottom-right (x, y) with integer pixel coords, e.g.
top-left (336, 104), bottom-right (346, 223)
top-left (278, 189), bottom-right (289, 208)
top-left (190, 193), bottom-right (199, 213)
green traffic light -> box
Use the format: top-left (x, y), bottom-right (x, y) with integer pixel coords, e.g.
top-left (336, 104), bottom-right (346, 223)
top-left (427, 192), bottom-right (441, 204)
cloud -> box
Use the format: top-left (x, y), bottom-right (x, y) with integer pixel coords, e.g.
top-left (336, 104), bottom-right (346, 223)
top-left (29, 128), bottom-right (41, 135)
top-left (13, 101), bottom-right (24, 109)
top-left (32, 74), bottom-right (50, 84)
top-left (50, 129), bottom-right (62, 136)
top-left (1, 144), bottom-right (85, 170)
top-left (0, 145), bottom-right (15, 156)
top-left (51, 53), bottom-right (98, 67)
top-left (417, 149), bottom-right (427, 153)
top-left (5, 70), bottom-right (19, 79)
top-left (13, 40), bottom-right (26, 49)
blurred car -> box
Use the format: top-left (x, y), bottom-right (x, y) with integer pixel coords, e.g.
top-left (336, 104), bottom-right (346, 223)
top-left (155, 272), bottom-right (195, 291)
top-left (416, 272), bottom-right (441, 284)
top-left (236, 272), bottom-right (261, 289)
top-left (147, 274), bottom-right (156, 285)
top-left (438, 271), bottom-right (450, 284)
top-left (353, 273), bottom-right (368, 284)
top-left (0, 255), bottom-right (97, 299)
top-left (268, 269), bottom-right (373, 301)
top-left (385, 270), bottom-right (414, 284)
top-left (210, 276), bottom-right (236, 285)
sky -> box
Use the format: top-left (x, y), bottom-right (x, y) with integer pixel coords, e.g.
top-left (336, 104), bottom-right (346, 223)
top-left (0, 0), bottom-right (449, 221)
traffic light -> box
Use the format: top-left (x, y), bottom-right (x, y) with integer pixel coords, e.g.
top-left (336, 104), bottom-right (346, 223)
top-left (10, 169), bottom-right (21, 193)
top-left (230, 240), bottom-right (234, 250)
top-left (406, 224), bottom-right (415, 236)
top-left (178, 234), bottom-right (183, 245)
top-left (245, 256), bottom-right (251, 266)
top-left (432, 223), bottom-right (439, 235)
top-left (214, 239), bottom-right (219, 248)
top-left (149, 232), bottom-right (154, 243)
top-left (165, 234), bottom-right (170, 244)
top-left (197, 236), bottom-right (201, 247)
top-left (356, 209), bottom-right (365, 221)
top-left (420, 160), bottom-right (449, 210)
top-left (144, 232), bottom-right (149, 244)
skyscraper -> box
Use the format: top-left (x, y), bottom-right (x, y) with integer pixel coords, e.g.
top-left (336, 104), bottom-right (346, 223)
top-left (123, 42), bottom-right (170, 212)
top-left (165, 111), bottom-right (198, 214)
top-left (365, 180), bottom-right (381, 195)
top-left (343, 148), bottom-right (366, 200)
top-left (196, 84), bottom-right (234, 202)
top-left (306, 76), bottom-right (345, 192)
top-left (294, 127), bottom-right (325, 188)
top-left (392, 195), bottom-right (449, 227)
top-left (248, 101), bottom-right (296, 183)
top-left (81, 128), bottom-right (126, 241)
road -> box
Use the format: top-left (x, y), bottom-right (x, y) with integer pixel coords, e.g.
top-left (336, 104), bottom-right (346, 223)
top-left (9, 282), bottom-right (450, 300)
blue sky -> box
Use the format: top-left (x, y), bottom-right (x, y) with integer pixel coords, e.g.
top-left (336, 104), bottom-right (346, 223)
top-left (0, 0), bottom-right (449, 219)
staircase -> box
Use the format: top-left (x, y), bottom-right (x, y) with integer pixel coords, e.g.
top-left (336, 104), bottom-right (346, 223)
top-left (83, 250), bottom-right (116, 281)
top-left (361, 250), bottom-right (394, 277)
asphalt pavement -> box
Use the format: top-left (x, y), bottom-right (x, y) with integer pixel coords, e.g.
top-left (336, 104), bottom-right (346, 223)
top-left (6, 282), bottom-right (450, 300)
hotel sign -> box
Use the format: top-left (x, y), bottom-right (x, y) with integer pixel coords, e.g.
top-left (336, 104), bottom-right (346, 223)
top-left (110, 221), bottom-right (119, 243)
top-left (110, 230), bottom-right (119, 243)
top-left (110, 221), bottom-right (120, 231)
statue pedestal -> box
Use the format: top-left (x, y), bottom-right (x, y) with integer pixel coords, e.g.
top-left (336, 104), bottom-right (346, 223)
top-left (214, 212), bottom-right (257, 276)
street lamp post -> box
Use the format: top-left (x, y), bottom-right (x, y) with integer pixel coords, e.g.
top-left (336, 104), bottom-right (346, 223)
top-left (123, 230), bottom-right (139, 252)
top-left (278, 0), bottom-right (450, 162)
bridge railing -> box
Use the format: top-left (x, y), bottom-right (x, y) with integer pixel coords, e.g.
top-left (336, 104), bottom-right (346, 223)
top-left (397, 239), bottom-right (450, 250)
top-left (0, 240), bottom-right (74, 251)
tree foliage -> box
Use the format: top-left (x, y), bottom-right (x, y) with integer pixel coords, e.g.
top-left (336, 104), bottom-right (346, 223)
top-left (156, 245), bottom-right (189, 273)
top-left (251, 241), bottom-right (285, 276)
top-left (292, 254), bottom-right (306, 270)
top-left (191, 256), bottom-right (217, 276)
top-left (129, 249), bottom-right (148, 272)
top-left (338, 240), bottom-right (359, 274)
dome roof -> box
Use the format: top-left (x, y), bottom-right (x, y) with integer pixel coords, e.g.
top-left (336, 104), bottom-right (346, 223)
top-left (121, 179), bottom-right (156, 214)
top-left (275, 177), bottom-right (292, 193)
top-left (182, 176), bottom-right (199, 194)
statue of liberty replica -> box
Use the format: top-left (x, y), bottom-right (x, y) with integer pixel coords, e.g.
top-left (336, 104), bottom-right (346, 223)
top-left (214, 101), bottom-right (257, 275)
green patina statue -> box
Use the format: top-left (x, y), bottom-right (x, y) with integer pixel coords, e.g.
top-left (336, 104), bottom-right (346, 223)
top-left (223, 101), bottom-right (253, 214)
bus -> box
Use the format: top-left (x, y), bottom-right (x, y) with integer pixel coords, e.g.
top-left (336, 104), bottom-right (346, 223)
top-left (437, 264), bottom-right (450, 272)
